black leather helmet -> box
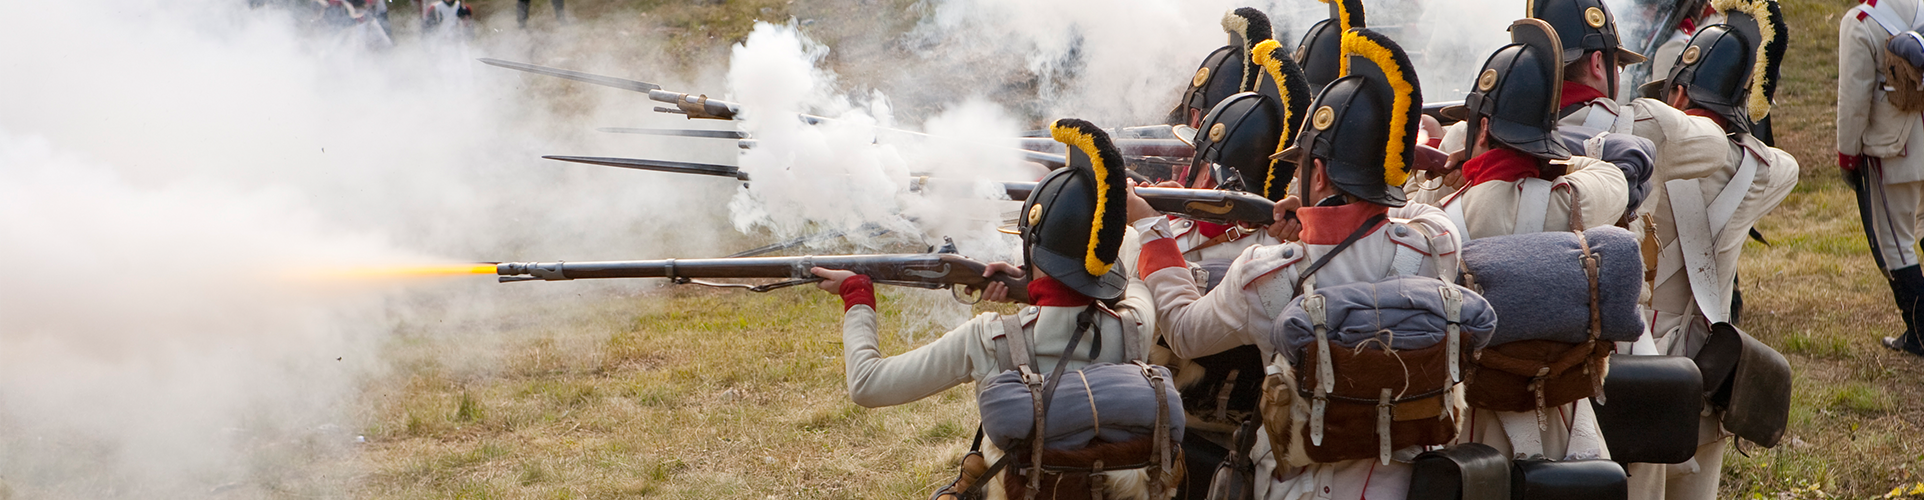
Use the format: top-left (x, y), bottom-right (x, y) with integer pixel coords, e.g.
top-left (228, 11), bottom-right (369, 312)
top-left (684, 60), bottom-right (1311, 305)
top-left (1640, 0), bottom-right (1785, 133)
top-left (1185, 92), bottom-right (1284, 194)
top-left (1448, 19), bottom-right (1572, 161)
top-left (1276, 28), bottom-right (1422, 207)
top-left (1022, 119), bottom-right (1130, 300)
top-left (1180, 38), bottom-right (1314, 201)
top-left (1176, 8), bottom-right (1274, 128)
top-left (1530, 0), bottom-right (1647, 66)
top-left (1293, 0), bottom-right (1365, 92)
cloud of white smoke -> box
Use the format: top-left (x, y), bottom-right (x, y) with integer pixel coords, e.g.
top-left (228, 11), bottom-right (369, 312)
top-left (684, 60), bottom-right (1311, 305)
top-left (0, 0), bottom-right (1627, 496)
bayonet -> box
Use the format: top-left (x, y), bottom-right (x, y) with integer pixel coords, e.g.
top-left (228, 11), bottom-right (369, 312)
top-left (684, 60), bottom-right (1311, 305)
top-left (544, 155), bottom-right (751, 181)
top-left (595, 127), bottom-right (748, 139)
top-left (478, 58), bottom-right (663, 93)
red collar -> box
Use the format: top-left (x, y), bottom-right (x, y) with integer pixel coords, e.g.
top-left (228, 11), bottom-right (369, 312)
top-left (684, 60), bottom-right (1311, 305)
top-left (1685, 108), bottom-right (1730, 130)
top-left (1192, 220), bottom-right (1234, 238)
top-left (1026, 276), bottom-right (1095, 307)
top-left (1297, 202), bottom-right (1390, 245)
top-left (1559, 83), bottom-right (1608, 109)
top-left (1163, 215), bottom-right (1239, 239)
top-left (1463, 147), bottom-right (1544, 186)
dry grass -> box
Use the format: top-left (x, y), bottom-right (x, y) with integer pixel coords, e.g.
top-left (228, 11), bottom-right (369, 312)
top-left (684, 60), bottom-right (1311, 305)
top-left (350, 285), bottom-right (1004, 499)
top-left (330, 0), bottom-right (1924, 498)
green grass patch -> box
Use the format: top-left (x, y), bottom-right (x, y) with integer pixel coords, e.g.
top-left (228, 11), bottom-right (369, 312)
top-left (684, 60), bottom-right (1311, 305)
top-left (1828, 383), bottom-right (1893, 414)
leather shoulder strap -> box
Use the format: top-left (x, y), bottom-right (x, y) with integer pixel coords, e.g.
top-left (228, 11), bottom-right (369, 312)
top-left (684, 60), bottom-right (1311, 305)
top-left (1117, 307), bottom-right (1144, 362)
top-left (1001, 313), bottom-right (1033, 370)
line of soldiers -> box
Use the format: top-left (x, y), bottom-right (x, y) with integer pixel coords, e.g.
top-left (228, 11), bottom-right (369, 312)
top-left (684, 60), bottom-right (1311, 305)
top-left (800, 0), bottom-right (1799, 498)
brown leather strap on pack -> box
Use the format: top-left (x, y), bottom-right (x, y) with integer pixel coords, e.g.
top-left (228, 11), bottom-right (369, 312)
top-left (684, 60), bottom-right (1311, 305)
top-left (1002, 314), bottom-right (1033, 370)
top-left (1573, 183), bottom-right (1607, 405)
top-left (1562, 179), bottom-right (1586, 231)
top-left (1188, 226), bottom-right (1252, 254)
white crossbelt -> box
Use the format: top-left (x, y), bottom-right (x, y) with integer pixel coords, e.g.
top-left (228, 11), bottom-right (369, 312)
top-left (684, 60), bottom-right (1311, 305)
top-left (1580, 100), bottom-right (1635, 134)
top-left (1444, 196), bottom-right (1468, 237)
top-left (1657, 150), bottom-right (1762, 323)
top-left (1852, 1), bottom-right (1920, 36)
top-left (1514, 177), bottom-right (1555, 234)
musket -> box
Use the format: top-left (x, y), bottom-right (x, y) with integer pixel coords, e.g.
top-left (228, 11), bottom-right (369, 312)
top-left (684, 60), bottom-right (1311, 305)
top-left (496, 252), bottom-right (1031, 303)
top-left (595, 126), bottom-right (1195, 158)
top-left (542, 155), bottom-right (1275, 225)
top-left (480, 58), bottom-right (1161, 170)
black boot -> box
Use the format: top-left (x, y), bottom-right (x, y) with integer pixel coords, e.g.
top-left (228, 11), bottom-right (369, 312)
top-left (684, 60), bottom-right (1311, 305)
top-left (516, 0), bottom-right (531, 28)
top-left (1884, 266), bottom-right (1924, 356)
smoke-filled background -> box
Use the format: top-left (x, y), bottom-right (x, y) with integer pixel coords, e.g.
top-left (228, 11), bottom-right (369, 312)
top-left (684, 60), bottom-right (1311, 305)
top-left (0, 0), bottom-right (1535, 496)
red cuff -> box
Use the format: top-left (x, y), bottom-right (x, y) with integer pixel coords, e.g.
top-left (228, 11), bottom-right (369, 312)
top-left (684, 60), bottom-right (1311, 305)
top-left (839, 275), bottom-right (876, 312)
top-left (1840, 152), bottom-right (1862, 172)
top-left (1138, 237), bottom-right (1186, 278)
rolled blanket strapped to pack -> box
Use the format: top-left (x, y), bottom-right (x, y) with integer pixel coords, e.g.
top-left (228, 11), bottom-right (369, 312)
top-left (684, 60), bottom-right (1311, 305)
top-left (1458, 183), bottom-right (1647, 418)
top-left (1460, 225), bottom-right (1645, 345)
top-left (979, 364), bottom-right (1186, 451)
top-left (1260, 276), bottom-right (1498, 465)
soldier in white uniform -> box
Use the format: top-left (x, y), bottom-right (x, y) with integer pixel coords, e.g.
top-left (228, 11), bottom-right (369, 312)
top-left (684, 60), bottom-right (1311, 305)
top-left (1634, 2), bottom-right (1801, 497)
top-left (1129, 29), bottom-right (1461, 500)
top-left (1419, 0), bottom-right (1656, 227)
top-left (1156, 34), bottom-right (1318, 498)
top-left (810, 119), bottom-right (1169, 499)
top-left (1427, 19), bottom-right (1629, 241)
top-left (1839, 0), bottom-right (1924, 357)
top-left (1428, 20), bottom-right (1627, 471)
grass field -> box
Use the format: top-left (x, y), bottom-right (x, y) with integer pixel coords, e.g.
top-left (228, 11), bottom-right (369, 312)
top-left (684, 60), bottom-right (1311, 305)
top-left (339, 0), bottom-right (1924, 498)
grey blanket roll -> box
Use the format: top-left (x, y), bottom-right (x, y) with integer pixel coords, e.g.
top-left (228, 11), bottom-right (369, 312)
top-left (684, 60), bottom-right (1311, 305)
top-left (1891, 31), bottom-right (1924, 69)
top-left (977, 363), bottom-right (1184, 452)
top-left (1461, 225), bottom-right (1645, 345)
top-left (1265, 276), bottom-right (1497, 365)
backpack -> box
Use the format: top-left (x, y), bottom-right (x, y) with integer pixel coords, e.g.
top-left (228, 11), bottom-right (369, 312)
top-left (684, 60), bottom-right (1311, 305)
top-left (1256, 276), bottom-right (1498, 465)
top-left (953, 305), bottom-right (1185, 500)
top-left (1456, 183), bottom-right (1643, 426)
top-left (1853, 1), bottom-right (1924, 111)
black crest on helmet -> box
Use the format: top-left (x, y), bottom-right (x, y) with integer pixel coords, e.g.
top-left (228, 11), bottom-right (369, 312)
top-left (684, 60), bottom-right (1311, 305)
top-left (1252, 39), bottom-right (1315, 201)
top-left (1023, 119), bottom-right (1130, 300)
top-left (1450, 19), bottom-right (1572, 161)
top-left (1637, 0), bottom-right (1784, 135)
top-left (1294, 0), bottom-right (1366, 92)
top-left (1277, 28), bottom-right (1421, 207)
top-left (1176, 8), bottom-right (1275, 128)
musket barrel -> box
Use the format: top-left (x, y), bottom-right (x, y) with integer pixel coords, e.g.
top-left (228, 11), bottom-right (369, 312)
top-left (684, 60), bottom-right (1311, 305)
top-left (494, 253), bottom-right (1026, 302)
top-left (498, 254), bottom-right (951, 281)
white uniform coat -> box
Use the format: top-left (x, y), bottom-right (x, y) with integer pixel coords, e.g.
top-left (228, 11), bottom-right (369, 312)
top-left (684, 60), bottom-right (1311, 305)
top-left (1135, 202), bottom-right (1462, 500)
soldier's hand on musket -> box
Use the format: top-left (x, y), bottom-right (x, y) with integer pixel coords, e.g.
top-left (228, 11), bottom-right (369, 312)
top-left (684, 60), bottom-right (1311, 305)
top-left (1268, 196), bottom-right (1303, 242)
top-left (971, 262), bottom-right (1026, 303)
top-left (810, 267), bottom-right (859, 293)
top-left (1125, 180), bottom-right (1159, 224)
